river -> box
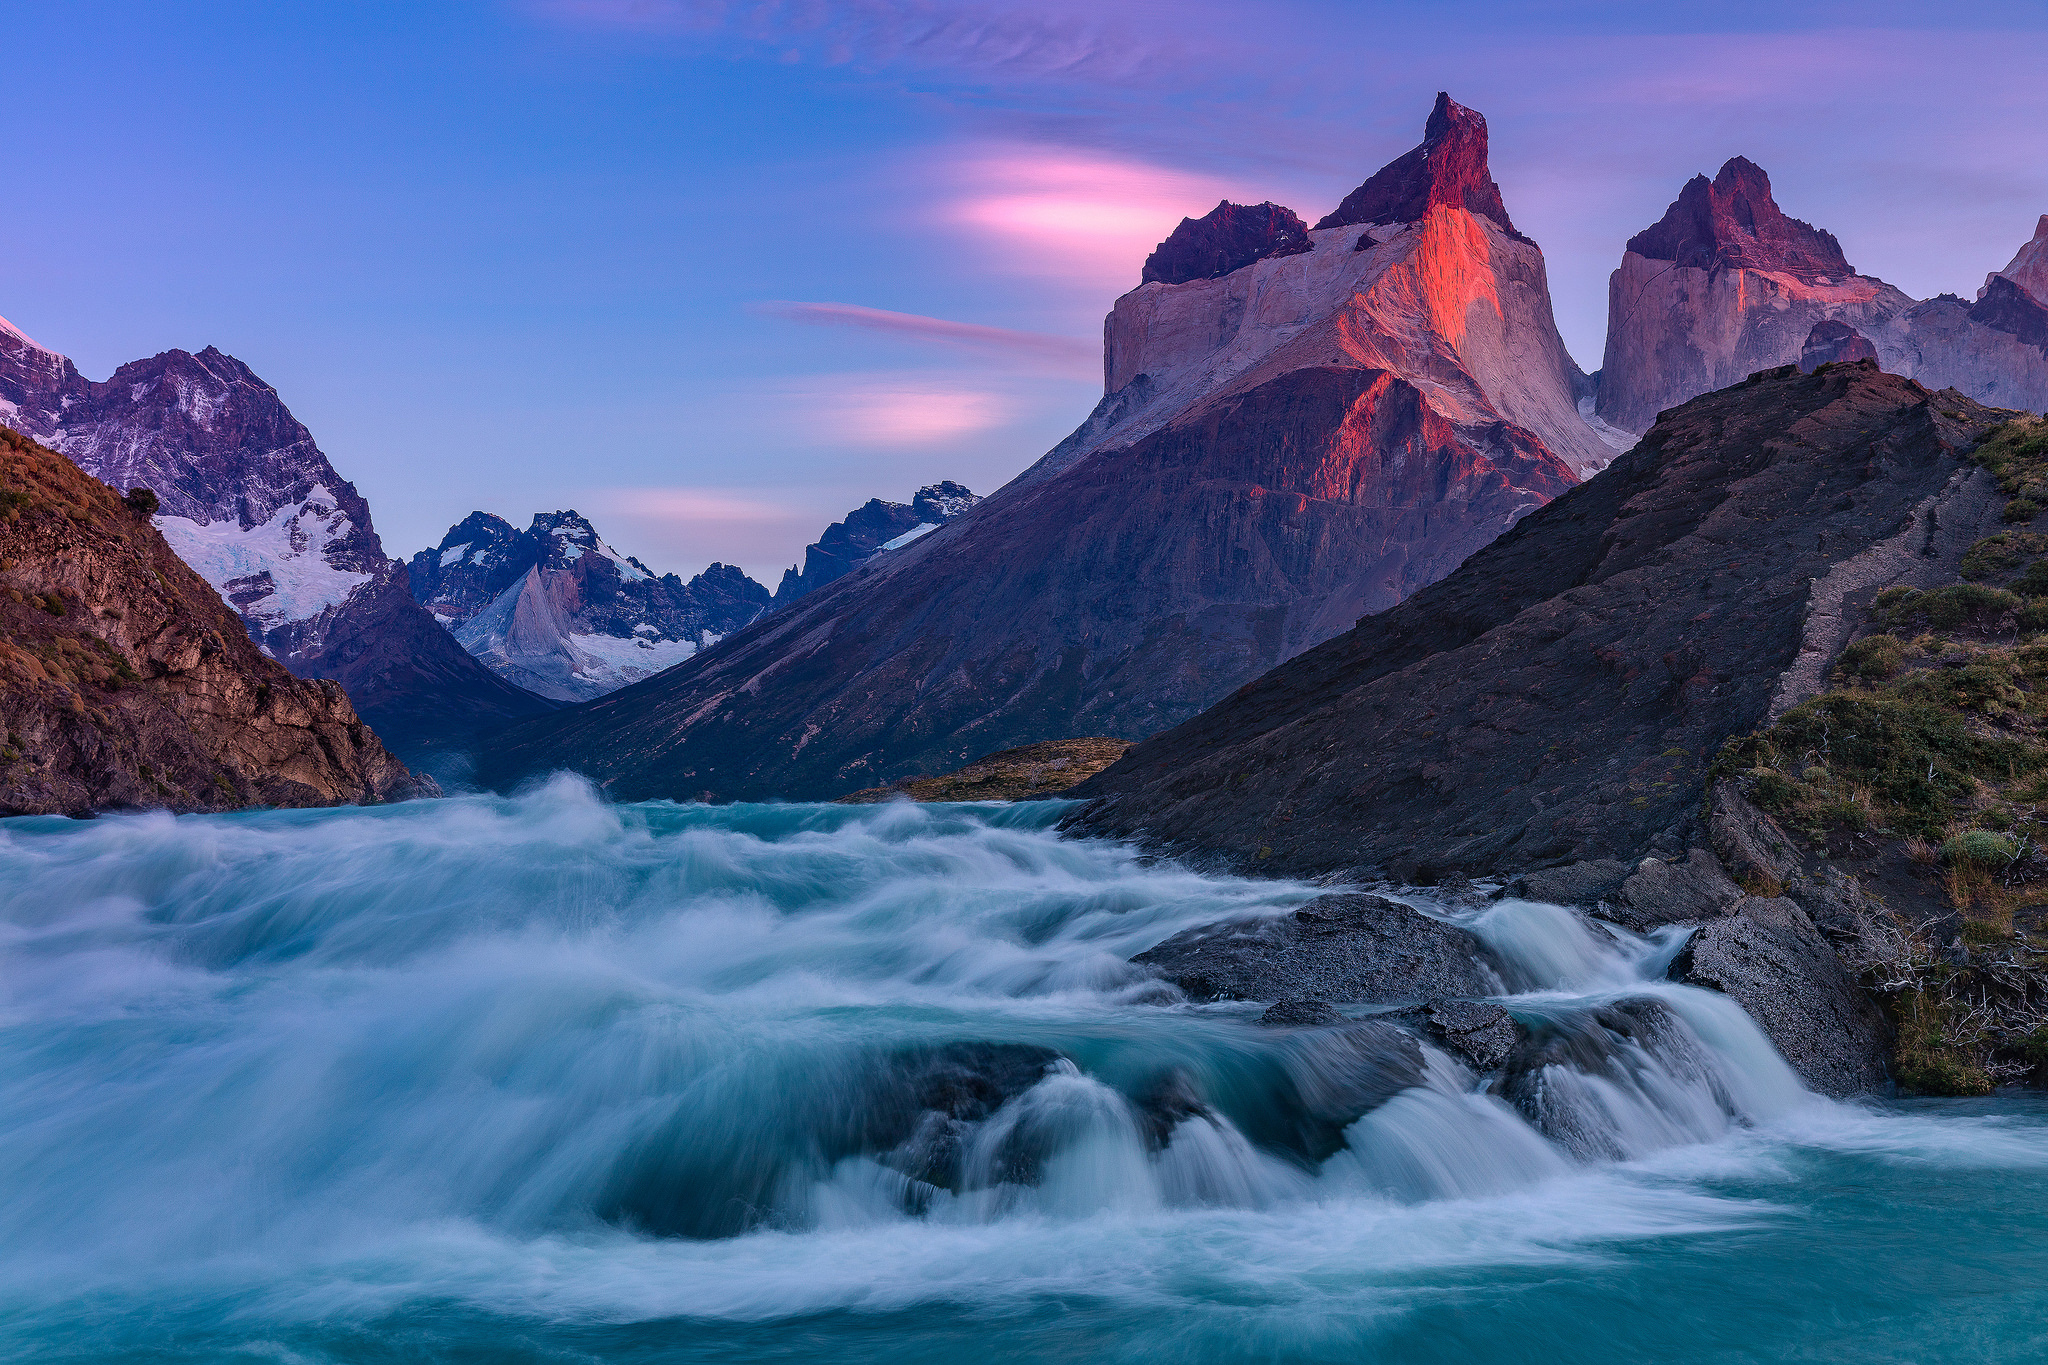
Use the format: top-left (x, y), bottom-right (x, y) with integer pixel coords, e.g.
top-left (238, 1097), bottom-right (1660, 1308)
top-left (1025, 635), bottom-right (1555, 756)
top-left (2, 777), bottom-right (2045, 1362)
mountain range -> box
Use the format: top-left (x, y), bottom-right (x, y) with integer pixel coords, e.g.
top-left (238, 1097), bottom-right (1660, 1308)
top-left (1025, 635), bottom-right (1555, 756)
top-left (0, 324), bottom-right (553, 761)
top-left (476, 94), bottom-right (1625, 799)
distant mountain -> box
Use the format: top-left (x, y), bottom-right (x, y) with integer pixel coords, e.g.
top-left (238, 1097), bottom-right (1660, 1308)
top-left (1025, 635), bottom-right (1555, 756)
top-left (771, 481), bottom-right (979, 608)
top-left (408, 510), bottom-right (771, 702)
top-left (1598, 161), bottom-right (2048, 431)
top-left (0, 422), bottom-right (429, 814)
top-left (0, 322), bottom-right (555, 760)
top-left (477, 94), bottom-right (1617, 801)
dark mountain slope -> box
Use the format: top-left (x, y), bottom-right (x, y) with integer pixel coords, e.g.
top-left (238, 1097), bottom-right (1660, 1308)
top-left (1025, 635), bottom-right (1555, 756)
top-left (1068, 363), bottom-right (2013, 880)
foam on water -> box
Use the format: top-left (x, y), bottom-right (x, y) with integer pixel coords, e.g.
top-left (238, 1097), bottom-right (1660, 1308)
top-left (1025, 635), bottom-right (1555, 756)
top-left (4, 778), bottom-right (2048, 1363)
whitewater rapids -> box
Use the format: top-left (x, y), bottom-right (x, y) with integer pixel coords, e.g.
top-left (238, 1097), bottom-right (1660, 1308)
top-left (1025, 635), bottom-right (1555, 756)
top-left (4, 777), bottom-right (2048, 1363)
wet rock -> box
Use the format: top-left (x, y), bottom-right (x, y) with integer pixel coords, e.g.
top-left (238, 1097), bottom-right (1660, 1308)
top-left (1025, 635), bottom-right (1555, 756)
top-left (1608, 848), bottom-right (1743, 931)
top-left (1671, 896), bottom-right (1891, 1097)
top-left (1426, 999), bottom-right (1520, 1071)
top-left (1132, 1068), bottom-right (1214, 1149)
top-left (1495, 998), bottom-right (1730, 1160)
top-left (1133, 892), bottom-right (1501, 1005)
top-left (1258, 999), bottom-right (1345, 1028)
top-left (1240, 1021), bottom-right (1427, 1164)
top-left (1504, 859), bottom-right (1630, 907)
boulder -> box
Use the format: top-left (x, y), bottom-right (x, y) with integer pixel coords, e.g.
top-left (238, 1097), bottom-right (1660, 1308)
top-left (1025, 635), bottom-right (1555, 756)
top-left (1132, 892), bottom-right (1501, 1005)
top-left (1504, 859), bottom-right (1630, 907)
top-left (1424, 999), bottom-right (1520, 1070)
top-left (1608, 848), bottom-right (1744, 930)
top-left (1671, 896), bottom-right (1891, 1097)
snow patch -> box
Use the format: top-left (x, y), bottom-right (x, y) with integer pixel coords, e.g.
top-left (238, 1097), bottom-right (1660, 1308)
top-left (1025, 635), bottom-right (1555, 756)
top-left (879, 522), bottom-right (939, 552)
top-left (440, 542), bottom-right (472, 567)
top-left (155, 484), bottom-right (373, 626)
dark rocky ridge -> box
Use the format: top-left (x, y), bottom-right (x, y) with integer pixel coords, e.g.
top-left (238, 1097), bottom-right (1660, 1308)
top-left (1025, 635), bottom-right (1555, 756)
top-left (1067, 362), bottom-right (2011, 881)
top-left (1316, 92), bottom-right (1528, 243)
top-left (0, 425), bottom-right (429, 813)
top-left (1625, 157), bottom-right (1852, 283)
top-left (1141, 201), bottom-right (1312, 285)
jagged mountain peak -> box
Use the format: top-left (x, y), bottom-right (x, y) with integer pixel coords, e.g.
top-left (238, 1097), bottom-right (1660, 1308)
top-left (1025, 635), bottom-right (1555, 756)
top-left (1141, 201), bottom-right (1313, 286)
top-left (1626, 156), bottom-right (1853, 283)
top-left (1985, 213), bottom-right (2048, 306)
top-left (1315, 92), bottom-right (1524, 241)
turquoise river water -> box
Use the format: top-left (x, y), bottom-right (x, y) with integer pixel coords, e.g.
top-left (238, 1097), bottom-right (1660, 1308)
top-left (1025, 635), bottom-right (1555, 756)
top-left (2, 777), bottom-right (2046, 1363)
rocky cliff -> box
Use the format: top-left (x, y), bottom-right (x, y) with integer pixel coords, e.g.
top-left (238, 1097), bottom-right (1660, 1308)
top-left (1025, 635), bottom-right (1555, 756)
top-left (409, 510), bottom-right (771, 701)
top-left (476, 94), bottom-right (1615, 801)
top-left (0, 423), bottom-right (429, 813)
top-left (1069, 363), bottom-right (2048, 1097)
top-left (1598, 162), bottom-right (2048, 432)
top-left (770, 482), bottom-right (979, 608)
top-left (0, 326), bottom-right (554, 759)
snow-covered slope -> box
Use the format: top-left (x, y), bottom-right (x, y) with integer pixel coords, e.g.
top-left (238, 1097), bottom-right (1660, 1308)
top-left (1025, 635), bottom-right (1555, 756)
top-left (410, 510), bottom-right (770, 702)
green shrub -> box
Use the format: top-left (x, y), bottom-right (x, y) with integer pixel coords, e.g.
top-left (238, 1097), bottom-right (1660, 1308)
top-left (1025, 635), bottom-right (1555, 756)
top-left (123, 487), bottom-right (159, 517)
top-left (1882, 584), bottom-right (2021, 631)
top-left (1941, 830), bottom-right (2019, 868)
top-left (2005, 499), bottom-right (2042, 524)
top-left (1837, 634), bottom-right (1905, 680)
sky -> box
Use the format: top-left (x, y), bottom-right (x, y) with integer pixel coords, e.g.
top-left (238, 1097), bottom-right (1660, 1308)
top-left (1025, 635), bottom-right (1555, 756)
top-left (2, 1), bottom-right (2045, 585)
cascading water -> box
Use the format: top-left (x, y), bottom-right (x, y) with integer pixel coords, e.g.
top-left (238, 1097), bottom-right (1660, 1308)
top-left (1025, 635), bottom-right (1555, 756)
top-left (4, 777), bottom-right (2048, 1364)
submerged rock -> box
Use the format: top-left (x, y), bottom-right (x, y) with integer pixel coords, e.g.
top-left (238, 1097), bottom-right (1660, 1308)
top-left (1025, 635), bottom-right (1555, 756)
top-left (1244, 1022), bottom-right (1427, 1164)
top-left (1132, 892), bottom-right (1501, 1005)
top-left (1257, 999), bottom-right (1346, 1028)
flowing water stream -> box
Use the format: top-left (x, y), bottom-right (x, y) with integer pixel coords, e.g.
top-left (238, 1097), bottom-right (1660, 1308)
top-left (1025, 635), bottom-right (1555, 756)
top-left (3, 777), bottom-right (2048, 1362)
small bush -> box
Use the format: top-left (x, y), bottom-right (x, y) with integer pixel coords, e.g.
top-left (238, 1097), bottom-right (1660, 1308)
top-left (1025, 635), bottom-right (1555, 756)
top-left (1882, 584), bottom-right (2020, 631)
top-left (1942, 830), bottom-right (2018, 868)
top-left (2006, 499), bottom-right (2042, 524)
top-left (123, 487), bottom-right (159, 517)
top-left (1837, 634), bottom-right (1905, 680)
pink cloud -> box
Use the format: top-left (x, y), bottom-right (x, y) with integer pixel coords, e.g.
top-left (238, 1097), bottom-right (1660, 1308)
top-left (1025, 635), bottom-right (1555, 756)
top-left (807, 380), bottom-right (1012, 446)
top-left (942, 144), bottom-right (1242, 290)
top-left (756, 301), bottom-right (1096, 376)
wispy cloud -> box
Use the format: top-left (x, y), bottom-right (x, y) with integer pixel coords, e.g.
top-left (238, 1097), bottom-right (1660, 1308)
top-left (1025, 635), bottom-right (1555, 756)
top-left (527, 0), bottom-right (1214, 85)
top-left (757, 301), bottom-right (1096, 375)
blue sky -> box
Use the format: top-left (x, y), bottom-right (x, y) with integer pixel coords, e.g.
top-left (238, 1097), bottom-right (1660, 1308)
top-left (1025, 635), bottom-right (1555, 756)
top-left (3, 1), bottom-right (2045, 583)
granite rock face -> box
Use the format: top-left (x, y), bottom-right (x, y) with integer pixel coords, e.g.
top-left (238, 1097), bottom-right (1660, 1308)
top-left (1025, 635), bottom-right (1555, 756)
top-left (0, 425), bottom-right (429, 814)
top-left (476, 94), bottom-right (1614, 801)
top-left (1130, 892), bottom-right (1503, 1005)
top-left (0, 326), bottom-right (552, 759)
top-left (1142, 201), bottom-right (1313, 285)
top-left (1800, 321), bottom-right (1879, 372)
top-left (409, 510), bottom-right (771, 702)
top-left (1598, 166), bottom-right (2048, 432)
top-left (1068, 363), bottom-right (2009, 879)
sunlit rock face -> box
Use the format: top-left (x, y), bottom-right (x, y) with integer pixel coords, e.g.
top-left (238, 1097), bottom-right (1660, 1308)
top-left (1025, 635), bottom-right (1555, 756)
top-left (1599, 163), bottom-right (2048, 431)
top-left (1799, 321), bottom-right (1878, 372)
top-left (0, 326), bottom-right (551, 757)
top-left (478, 94), bottom-right (1614, 802)
top-left (1597, 159), bottom-right (1915, 434)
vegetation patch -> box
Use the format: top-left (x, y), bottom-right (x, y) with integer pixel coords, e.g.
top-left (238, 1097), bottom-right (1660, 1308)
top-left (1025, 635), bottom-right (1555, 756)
top-left (1966, 416), bottom-right (2048, 524)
